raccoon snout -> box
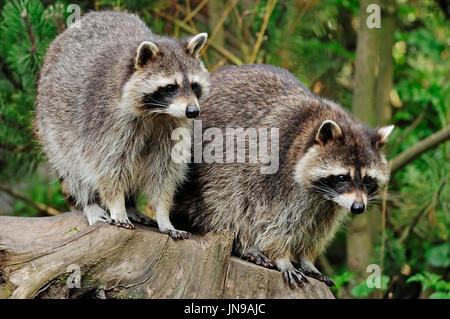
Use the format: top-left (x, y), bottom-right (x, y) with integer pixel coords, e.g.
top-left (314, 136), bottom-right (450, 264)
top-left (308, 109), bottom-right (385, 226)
top-left (351, 202), bottom-right (365, 214)
top-left (186, 105), bottom-right (200, 118)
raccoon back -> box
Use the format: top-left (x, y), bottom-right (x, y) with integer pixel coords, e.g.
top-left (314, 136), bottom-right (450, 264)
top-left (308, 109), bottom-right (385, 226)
top-left (36, 11), bottom-right (153, 132)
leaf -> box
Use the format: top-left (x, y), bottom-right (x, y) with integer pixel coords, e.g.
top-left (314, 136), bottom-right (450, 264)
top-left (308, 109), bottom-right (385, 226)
top-left (429, 292), bottom-right (450, 299)
top-left (426, 243), bottom-right (450, 268)
top-left (350, 281), bottom-right (373, 298)
top-left (351, 275), bottom-right (390, 298)
top-left (407, 273), bottom-right (426, 284)
top-left (380, 275), bottom-right (390, 291)
top-left (330, 271), bottom-right (354, 291)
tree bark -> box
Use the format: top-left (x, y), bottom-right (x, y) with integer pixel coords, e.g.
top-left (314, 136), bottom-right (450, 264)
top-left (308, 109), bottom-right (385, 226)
top-left (375, 0), bottom-right (395, 126)
top-left (0, 211), bottom-right (334, 299)
top-left (347, 0), bottom-right (381, 279)
top-left (352, 0), bottom-right (379, 125)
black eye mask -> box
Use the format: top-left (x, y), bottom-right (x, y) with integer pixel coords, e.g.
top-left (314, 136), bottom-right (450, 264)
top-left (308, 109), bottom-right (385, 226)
top-left (142, 84), bottom-right (179, 109)
top-left (191, 82), bottom-right (202, 99)
top-left (363, 176), bottom-right (378, 195)
top-left (311, 173), bottom-right (379, 196)
top-left (311, 174), bottom-right (350, 196)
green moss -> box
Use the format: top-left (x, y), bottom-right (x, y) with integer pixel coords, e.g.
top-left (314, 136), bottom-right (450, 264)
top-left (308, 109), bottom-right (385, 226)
top-left (80, 272), bottom-right (102, 291)
top-left (114, 292), bottom-right (130, 299)
top-left (0, 282), bottom-right (14, 298)
top-left (55, 273), bottom-right (70, 285)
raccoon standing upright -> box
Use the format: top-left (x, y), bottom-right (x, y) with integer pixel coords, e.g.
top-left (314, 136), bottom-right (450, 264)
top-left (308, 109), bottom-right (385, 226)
top-left (35, 11), bottom-right (209, 238)
top-left (172, 64), bottom-right (394, 285)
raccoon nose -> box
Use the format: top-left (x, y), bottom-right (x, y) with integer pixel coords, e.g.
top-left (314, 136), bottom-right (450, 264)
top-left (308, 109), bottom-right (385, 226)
top-left (186, 105), bottom-right (200, 118)
top-left (351, 202), bottom-right (365, 214)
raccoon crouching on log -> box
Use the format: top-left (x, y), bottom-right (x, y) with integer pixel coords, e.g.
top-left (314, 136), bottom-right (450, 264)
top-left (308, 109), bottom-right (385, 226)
top-left (34, 11), bottom-right (209, 239)
top-left (172, 64), bottom-right (394, 286)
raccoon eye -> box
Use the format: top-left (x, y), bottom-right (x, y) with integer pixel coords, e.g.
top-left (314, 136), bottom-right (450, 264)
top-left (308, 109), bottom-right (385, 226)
top-left (363, 176), bottom-right (378, 194)
top-left (363, 176), bottom-right (374, 185)
top-left (191, 82), bottom-right (202, 98)
top-left (337, 175), bottom-right (349, 182)
top-left (164, 84), bottom-right (179, 92)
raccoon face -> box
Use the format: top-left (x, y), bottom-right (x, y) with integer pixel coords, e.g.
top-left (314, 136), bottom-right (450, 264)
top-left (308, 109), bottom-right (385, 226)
top-left (121, 33), bottom-right (209, 118)
top-left (294, 120), bottom-right (394, 214)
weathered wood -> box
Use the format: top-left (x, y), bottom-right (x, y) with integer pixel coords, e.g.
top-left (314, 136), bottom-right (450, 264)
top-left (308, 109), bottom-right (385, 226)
top-left (0, 211), bottom-right (334, 299)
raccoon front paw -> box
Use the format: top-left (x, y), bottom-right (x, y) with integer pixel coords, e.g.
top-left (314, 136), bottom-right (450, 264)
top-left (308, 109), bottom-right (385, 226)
top-left (109, 219), bottom-right (135, 230)
top-left (242, 251), bottom-right (275, 269)
top-left (302, 270), bottom-right (335, 287)
top-left (282, 268), bottom-right (308, 288)
top-left (166, 229), bottom-right (191, 240)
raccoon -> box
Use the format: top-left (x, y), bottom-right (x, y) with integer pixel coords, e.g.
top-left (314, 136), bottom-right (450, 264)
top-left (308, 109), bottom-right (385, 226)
top-left (34, 11), bottom-right (209, 239)
top-left (172, 64), bottom-right (394, 286)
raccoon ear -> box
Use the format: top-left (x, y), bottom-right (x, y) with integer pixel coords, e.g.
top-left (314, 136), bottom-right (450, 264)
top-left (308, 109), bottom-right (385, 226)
top-left (135, 41), bottom-right (159, 69)
top-left (316, 120), bottom-right (343, 146)
top-left (374, 125), bottom-right (394, 150)
top-left (186, 33), bottom-right (208, 58)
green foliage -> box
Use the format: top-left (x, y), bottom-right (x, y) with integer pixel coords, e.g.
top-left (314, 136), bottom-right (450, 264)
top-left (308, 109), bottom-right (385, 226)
top-left (426, 243), bottom-right (450, 269)
top-left (10, 171), bottom-right (68, 217)
top-left (0, 0), bottom-right (60, 179)
top-left (350, 275), bottom-right (390, 298)
top-left (330, 270), bottom-right (354, 298)
top-left (407, 272), bottom-right (450, 299)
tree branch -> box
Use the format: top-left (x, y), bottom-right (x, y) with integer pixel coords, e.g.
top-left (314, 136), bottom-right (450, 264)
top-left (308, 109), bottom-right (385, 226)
top-left (390, 125), bottom-right (450, 174)
top-left (0, 211), bottom-right (334, 299)
top-left (20, 9), bottom-right (37, 55)
top-left (399, 177), bottom-right (447, 244)
top-left (248, 0), bottom-right (277, 64)
top-left (0, 183), bottom-right (61, 216)
top-left (389, 103), bottom-right (431, 152)
top-left (146, 8), bottom-right (244, 65)
top-left (182, 0), bottom-right (209, 25)
top-left (203, 0), bottom-right (239, 53)
top-left (0, 56), bottom-right (22, 91)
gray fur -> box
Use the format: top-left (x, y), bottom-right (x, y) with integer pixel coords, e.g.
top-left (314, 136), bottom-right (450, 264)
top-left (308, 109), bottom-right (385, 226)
top-left (172, 65), bottom-right (392, 283)
top-left (35, 11), bottom-right (209, 235)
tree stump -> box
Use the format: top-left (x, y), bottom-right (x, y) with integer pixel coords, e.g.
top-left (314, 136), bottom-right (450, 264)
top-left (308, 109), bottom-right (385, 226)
top-left (0, 211), bottom-right (334, 299)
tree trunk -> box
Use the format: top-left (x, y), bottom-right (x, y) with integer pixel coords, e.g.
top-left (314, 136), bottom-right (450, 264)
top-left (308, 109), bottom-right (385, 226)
top-left (352, 0), bottom-right (379, 125)
top-left (347, 0), bottom-right (381, 279)
top-left (375, 0), bottom-right (395, 126)
top-left (0, 211), bottom-right (334, 299)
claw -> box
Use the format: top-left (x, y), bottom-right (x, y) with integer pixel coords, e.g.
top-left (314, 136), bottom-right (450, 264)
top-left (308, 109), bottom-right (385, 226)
top-left (109, 219), bottom-right (135, 230)
top-left (281, 268), bottom-right (307, 288)
top-left (168, 229), bottom-right (191, 240)
top-left (242, 251), bottom-right (275, 270)
top-left (302, 270), bottom-right (335, 287)
top-left (282, 271), bottom-right (289, 285)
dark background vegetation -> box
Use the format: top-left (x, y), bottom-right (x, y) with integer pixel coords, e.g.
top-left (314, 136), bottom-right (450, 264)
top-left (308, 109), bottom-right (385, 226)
top-left (0, 0), bottom-right (448, 299)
